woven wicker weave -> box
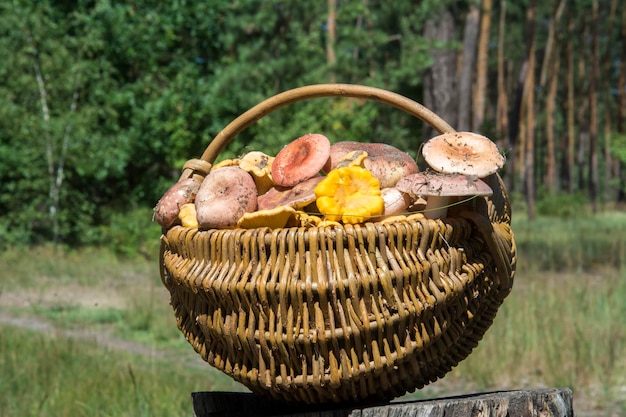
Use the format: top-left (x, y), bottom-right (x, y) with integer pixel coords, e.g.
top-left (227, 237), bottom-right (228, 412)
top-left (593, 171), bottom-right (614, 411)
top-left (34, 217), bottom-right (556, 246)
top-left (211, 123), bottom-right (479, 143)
top-left (159, 84), bottom-right (516, 404)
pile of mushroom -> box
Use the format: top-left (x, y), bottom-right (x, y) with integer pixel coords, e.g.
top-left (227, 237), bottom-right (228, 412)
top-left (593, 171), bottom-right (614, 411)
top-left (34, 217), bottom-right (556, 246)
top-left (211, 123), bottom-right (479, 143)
top-left (153, 131), bottom-right (505, 230)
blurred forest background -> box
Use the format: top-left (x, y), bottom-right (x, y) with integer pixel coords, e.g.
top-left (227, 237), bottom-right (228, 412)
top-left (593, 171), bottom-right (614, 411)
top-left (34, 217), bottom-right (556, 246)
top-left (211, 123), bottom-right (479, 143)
top-left (1, 0), bottom-right (625, 252)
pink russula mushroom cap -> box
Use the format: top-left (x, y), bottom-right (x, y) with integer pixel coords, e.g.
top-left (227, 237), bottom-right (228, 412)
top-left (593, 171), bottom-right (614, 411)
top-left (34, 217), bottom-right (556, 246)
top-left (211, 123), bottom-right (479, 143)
top-left (396, 171), bottom-right (493, 219)
top-left (422, 131), bottom-right (505, 178)
top-left (195, 166), bottom-right (258, 229)
top-left (325, 141), bottom-right (419, 188)
top-left (271, 133), bottom-right (331, 187)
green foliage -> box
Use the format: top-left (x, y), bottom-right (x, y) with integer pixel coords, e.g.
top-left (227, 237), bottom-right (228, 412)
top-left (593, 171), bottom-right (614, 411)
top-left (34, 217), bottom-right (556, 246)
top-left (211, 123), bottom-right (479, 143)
top-left (99, 207), bottom-right (162, 259)
top-left (535, 190), bottom-right (589, 217)
top-left (611, 132), bottom-right (626, 164)
top-left (0, 0), bottom-right (444, 247)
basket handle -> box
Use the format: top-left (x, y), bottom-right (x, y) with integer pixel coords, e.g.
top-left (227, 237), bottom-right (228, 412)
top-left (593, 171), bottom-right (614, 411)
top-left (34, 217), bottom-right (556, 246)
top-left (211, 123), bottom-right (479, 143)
top-left (176, 83), bottom-right (513, 294)
top-left (184, 83), bottom-right (455, 177)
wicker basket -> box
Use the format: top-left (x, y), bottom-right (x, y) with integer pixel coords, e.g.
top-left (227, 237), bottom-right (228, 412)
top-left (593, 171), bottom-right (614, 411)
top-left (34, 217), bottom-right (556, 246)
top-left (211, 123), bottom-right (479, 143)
top-left (159, 84), bottom-right (516, 404)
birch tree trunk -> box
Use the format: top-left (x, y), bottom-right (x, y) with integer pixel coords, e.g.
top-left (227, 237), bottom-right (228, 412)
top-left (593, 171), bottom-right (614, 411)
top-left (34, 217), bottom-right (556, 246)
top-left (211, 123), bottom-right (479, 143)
top-left (29, 38), bottom-right (78, 245)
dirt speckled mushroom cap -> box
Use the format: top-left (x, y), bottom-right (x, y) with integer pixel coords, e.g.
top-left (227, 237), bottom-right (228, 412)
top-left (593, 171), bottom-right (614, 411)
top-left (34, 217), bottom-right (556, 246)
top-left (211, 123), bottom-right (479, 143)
top-left (422, 132), bottom-right (505, 178)
top-left (238, 151), bottom-right (275, 195)
top-left (325, 141), bottom-right (419, 188)
top-left (396, 171), bottom-right (493, 198)
top-left (271, 133), bottom-right (331, 187)
top-left (195, 166), bottom-right (258, 229)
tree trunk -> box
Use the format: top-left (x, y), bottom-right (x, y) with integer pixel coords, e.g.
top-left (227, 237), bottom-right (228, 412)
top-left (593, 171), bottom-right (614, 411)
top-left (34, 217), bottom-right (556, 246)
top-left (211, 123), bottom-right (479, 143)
top-left (617, 3), bottom-right (626, 203)
top-left (473, 0), bottom-right (492, 131)
top-left (423, 7), bottom-right (457, 140)
top-left (543, 0), bottom-right (566, 192)
top-left (602, 0), bottom-right (618, 204)
top-left (522, 0), bottom-right (537, 219)
top-left (564, 10), bottom-right (576, 193)
top-left (457, 4), bottom-right (480, 132)
top-left (496, 0), bottom-right (512, 191)
top-left (588, 0), bottom-right (600, 212)
top-left (29, 37), bottom-right (77, 245)
top-left (545, 47), bottom-right (560, 192)
top-left (326, 0), bottom-right (337, 83)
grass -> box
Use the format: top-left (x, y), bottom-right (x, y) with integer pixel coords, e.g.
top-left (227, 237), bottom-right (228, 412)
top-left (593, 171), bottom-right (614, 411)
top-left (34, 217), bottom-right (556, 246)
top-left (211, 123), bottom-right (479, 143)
top-left (440, 268), bottom-right (626, 412)
top-left (0, 325), bottom-right (243, 417)
top-left (512, 210), bottom-right (626, 272)
top-left (1, 211), bottom-right (626, 415)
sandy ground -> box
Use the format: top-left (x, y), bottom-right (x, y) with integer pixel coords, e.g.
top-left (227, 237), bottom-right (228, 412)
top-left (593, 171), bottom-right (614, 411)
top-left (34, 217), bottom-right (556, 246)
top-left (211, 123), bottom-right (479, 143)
top-left (0, 284), bottom-right (207, 369)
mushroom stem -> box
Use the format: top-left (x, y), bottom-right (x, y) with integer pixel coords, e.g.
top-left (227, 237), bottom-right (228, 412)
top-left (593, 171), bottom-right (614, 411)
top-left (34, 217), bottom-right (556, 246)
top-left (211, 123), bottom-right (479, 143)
top-left (424, 196), bottom-right (450, 219)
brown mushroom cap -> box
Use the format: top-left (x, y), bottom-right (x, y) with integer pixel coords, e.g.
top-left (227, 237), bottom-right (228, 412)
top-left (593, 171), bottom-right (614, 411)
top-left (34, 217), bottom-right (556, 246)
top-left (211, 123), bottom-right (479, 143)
top-left (325, 141), bottom-right (419, 188)
top-left (422, 132), bottom-right (505, 177)
top-left (257, 176), bottom-right (323, 211)
top-left (272, 133), bottom-right (331, 187)
top-left (396, 171), bottom-right (493, 198)
top-left (195, 166), bottom-right (258, 229)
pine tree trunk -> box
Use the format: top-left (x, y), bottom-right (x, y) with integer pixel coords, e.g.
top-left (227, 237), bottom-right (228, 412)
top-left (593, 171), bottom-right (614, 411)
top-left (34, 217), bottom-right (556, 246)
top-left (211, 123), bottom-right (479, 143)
top-left (565, 10), bottom-right (576, 193)
top-left (602, 0), bottom-right (618, 204)
top-left (523, 0), bottom-right (538, 220)
top-left (588, 0), bottom-right (600, 212)
top-left (326, 0), bottom-right (337, 83)
top-left (423, 7), bottom-right (458, 140)
top-left (545, 49), bottom-right (560, 192)
top-left (496, 0), bottom-right (512, 191)
top-left (617, 4), bottom-right (626, 203)
top-left (543, 0), bottom-right (565, 192)
top-left (457, 4), bottom-right (480, 132)
top-left (473, 0), bottom-right (492, 131)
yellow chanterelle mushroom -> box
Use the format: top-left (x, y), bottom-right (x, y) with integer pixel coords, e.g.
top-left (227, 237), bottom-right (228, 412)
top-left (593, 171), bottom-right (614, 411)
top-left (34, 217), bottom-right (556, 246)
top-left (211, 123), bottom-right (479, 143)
top-left (314, 166), bottom-right (384, 224)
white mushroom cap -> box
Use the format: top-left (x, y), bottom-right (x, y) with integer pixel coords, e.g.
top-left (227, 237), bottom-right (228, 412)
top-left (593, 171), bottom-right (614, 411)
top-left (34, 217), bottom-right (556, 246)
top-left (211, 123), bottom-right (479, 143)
top-left (422, 132), bottom-right (505, 178)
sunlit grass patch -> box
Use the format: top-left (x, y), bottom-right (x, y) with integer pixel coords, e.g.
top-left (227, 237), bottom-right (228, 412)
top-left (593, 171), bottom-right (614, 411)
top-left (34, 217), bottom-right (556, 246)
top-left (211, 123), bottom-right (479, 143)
top-left (512, 211), bottom-right (626, 271)
top-left (0, 325), bottom-right (245, 417)
top-left (440, 268), bottom-right (626, 412)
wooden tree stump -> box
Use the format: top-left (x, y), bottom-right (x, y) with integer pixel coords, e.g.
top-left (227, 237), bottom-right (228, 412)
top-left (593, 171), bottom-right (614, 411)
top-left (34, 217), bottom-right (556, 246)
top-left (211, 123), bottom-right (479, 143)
top-left (192, 387), bottom-right (573, 417)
